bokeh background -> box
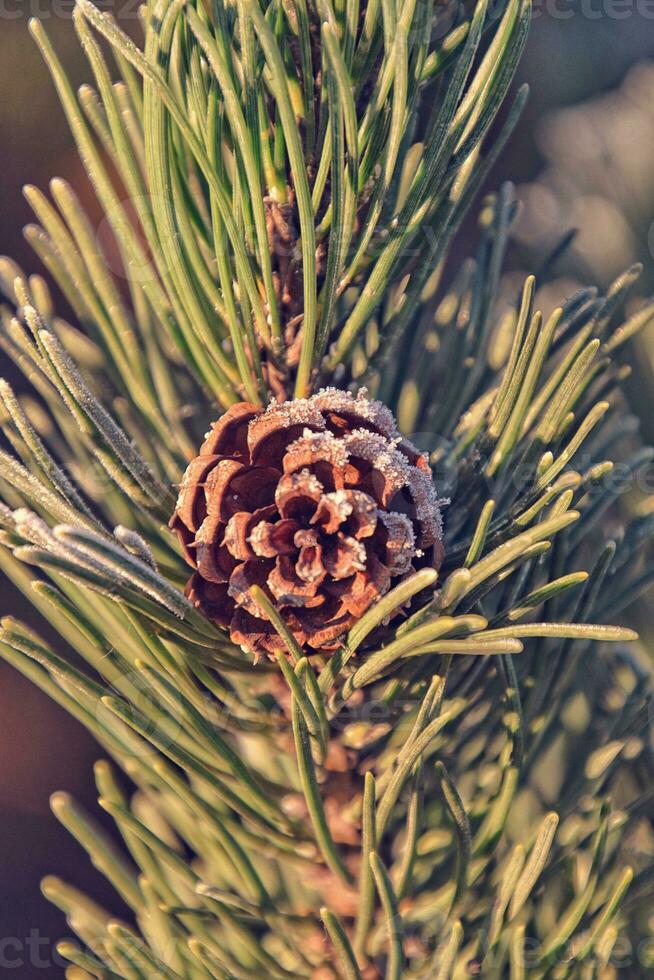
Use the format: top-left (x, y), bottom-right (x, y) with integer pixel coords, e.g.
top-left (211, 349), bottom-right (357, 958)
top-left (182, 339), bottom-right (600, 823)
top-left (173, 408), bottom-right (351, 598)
top-left (1, 4), bottom-right (653, 975)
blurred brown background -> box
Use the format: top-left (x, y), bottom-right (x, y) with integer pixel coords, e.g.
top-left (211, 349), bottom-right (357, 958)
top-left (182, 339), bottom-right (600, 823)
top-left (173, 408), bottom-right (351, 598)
top-left (0, 4), bottom-right (653, 975)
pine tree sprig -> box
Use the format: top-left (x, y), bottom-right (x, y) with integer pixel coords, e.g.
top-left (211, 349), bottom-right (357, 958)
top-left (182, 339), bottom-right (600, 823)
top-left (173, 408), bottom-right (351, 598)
top-left (0, 1), bottom-right (653, 977)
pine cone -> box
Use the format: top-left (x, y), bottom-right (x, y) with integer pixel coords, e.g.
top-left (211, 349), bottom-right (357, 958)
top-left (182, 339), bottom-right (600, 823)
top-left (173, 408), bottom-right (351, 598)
top-left (170, 389), bottom-right (444, 656)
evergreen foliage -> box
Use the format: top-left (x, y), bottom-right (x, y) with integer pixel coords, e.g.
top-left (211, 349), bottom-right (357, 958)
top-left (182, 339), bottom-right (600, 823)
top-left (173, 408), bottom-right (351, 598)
top-left (1, 1), bottom-right (654, 977)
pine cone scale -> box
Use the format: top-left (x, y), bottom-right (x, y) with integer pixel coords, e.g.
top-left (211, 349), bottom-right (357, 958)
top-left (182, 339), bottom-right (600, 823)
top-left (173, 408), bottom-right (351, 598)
top-left (195, 518), bottom-right (236, 584)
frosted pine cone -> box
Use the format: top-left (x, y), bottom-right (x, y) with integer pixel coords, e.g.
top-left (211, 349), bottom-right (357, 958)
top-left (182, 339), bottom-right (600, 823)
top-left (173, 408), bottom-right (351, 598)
top-left (170, 389), bottom-right (444, 656)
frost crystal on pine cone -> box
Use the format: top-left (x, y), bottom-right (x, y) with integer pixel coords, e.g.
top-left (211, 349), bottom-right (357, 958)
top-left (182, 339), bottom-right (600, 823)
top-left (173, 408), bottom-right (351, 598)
top-left (170, 389), bottom-right (444, 655)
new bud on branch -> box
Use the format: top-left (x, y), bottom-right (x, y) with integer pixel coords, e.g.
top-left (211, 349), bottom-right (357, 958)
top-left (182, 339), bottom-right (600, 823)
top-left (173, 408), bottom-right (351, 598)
top-left (170, 389), bottom-right (445, 656)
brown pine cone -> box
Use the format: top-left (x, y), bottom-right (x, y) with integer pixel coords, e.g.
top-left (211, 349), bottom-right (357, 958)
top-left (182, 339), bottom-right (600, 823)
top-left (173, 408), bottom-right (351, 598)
top-left (170, 389), bottom-right (444, 656)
